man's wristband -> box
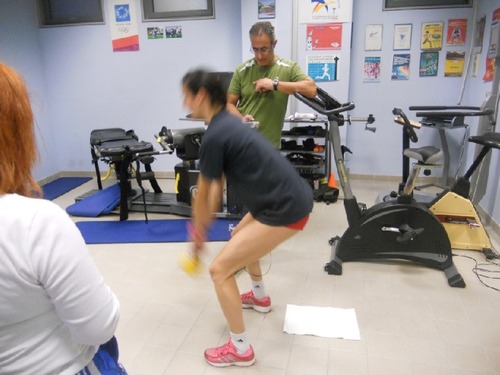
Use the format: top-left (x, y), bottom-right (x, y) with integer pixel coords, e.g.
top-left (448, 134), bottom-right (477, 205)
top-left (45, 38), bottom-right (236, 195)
top-left (273, 77), bottom-right (279, 91)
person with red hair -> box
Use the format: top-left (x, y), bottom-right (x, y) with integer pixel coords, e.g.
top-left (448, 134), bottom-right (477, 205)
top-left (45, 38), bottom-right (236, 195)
top-left (0, 62), bottom-right (126, 374)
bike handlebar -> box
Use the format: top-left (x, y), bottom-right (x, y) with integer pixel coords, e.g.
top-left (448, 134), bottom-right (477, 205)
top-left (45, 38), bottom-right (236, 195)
top-left (393, 107), bottom-right (411, 126)
top-left (392, 107), bottom-right (418, 143)
top-left (294, 86), bottom-right (355, 120)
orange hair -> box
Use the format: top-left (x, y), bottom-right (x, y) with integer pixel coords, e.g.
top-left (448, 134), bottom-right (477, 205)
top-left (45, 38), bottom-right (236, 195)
top-left (0, 63), bottom-right (41, 197)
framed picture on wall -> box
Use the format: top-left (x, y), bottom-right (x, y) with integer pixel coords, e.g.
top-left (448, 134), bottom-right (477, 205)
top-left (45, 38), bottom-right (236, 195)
top-left (391, 54), bottom-right (410, 80)
top-left (447, 19), bottom-right (467, 46)
top-left (393, 24), bottom-right (412, 50)
top-left (421, 22), bottom-right (443, 50)
top-left (363, 56), bottom-right (381, 82)
top-left (444, 51), bottom-right (465, 77)
top-left (419, 51), bottom-right (439, 76)
top-left (473, 15), bottom-right (486, 54)
top-left (258, 0), bottom-right (275, 19)
top-left (365, 24), bottom-right (383, 51)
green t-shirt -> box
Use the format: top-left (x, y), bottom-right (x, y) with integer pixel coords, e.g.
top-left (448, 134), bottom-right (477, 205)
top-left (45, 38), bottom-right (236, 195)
top-left (228, 57), bottom-right (309, 148)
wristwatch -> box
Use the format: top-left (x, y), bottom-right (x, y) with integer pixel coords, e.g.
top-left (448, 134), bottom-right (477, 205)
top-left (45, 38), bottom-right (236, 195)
top-left (273, 77), bottom-right (279, 91)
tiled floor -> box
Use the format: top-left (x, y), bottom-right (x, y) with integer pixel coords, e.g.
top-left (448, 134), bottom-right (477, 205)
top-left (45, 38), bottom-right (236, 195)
top-left (55, 176), bottom-right (500, 375)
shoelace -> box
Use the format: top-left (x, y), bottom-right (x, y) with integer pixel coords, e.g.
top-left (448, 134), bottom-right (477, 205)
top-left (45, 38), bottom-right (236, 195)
top-left (241, 291), bottom-right (253, 300)
top-left (215, 341), bottom-right (232, 356)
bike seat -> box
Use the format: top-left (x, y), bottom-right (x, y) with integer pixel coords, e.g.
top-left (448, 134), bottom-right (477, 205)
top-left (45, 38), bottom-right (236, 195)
top-left (468, 132), bottom-right (500, 150)
top-left (403, 146), bottom-right (442, 164)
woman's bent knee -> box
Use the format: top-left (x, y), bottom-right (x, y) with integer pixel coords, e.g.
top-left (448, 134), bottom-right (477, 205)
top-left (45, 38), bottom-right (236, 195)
top-left (208, 261), bottom-right (229, 286)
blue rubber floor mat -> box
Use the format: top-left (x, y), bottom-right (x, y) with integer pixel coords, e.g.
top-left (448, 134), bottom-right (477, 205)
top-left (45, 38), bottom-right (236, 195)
top-left (75, 218), bottom-right (239, 244)
top-left (42, 177), bottom-right (92, 200)
top-left (66, 184), bottom-right (120, 217)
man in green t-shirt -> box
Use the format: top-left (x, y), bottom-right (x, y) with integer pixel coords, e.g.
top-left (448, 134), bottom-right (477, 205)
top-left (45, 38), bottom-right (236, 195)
top-left (227, 21), bottom-right (317, 148)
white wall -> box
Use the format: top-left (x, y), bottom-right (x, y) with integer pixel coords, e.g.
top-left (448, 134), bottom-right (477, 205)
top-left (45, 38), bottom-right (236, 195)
top-left (349, 1), bottom-right (477, 177)
top-left (348, 0), bottom-right (498, 224)
top-left (0, 0), bottom-right (58, 180)
top-left (36, 0), bottom-right (242, 174)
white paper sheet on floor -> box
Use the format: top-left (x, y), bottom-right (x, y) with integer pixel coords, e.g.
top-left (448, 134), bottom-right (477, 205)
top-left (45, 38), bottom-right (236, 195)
top-left (283, 304), bottom-right (360, 340)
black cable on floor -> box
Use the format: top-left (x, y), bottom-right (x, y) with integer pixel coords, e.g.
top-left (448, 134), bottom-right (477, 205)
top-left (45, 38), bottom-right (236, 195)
top-left (454, 254), bottom-right (500, 292)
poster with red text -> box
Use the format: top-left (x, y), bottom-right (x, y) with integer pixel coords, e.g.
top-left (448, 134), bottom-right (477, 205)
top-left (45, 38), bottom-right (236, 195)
top-left (306, 24), bottom-right (342, 50)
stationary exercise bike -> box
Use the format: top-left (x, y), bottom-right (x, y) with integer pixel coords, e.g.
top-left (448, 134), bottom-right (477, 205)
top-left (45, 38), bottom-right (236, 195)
top-left (394, 107), bottom-right (498, 254)
top-left (393, 113), bottom-right (443, 200)
top-left (295, 88), bottom-right (466, 288)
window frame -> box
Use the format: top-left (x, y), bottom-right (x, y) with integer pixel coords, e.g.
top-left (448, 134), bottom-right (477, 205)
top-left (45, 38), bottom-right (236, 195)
top-left (37, 0), bottom-right (105, 27)
top-left (141, 0), bottom-right (215, 22)
top-left (383, 0), bottom-right (472, 11)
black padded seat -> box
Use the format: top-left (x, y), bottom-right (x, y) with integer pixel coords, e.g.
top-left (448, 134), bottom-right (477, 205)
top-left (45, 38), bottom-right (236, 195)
top-left (403, 146), bottom-right (443, 165)
top-left (91, 128), bottom-right (154, 160)
top-left (90, 128), bottom-right (161, 220)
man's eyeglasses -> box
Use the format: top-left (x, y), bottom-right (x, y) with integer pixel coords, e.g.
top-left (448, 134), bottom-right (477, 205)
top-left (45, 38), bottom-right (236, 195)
top-left (251, 46), bottom-right (272, 55)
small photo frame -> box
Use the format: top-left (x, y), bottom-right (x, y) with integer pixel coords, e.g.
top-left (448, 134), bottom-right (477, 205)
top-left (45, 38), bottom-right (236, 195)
top-left (393, 24), bottom-right (412, 50)
top-left (365, 24), bottom-right (383, 51)
top-left (258, 0), bottom-right (275, 19)
top-left (147, 27), bottom-right (164, 39)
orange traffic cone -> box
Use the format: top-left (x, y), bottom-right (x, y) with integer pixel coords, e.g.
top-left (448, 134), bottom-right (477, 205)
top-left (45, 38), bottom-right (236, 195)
top-left (328, 172), bottom-right (337, 189)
